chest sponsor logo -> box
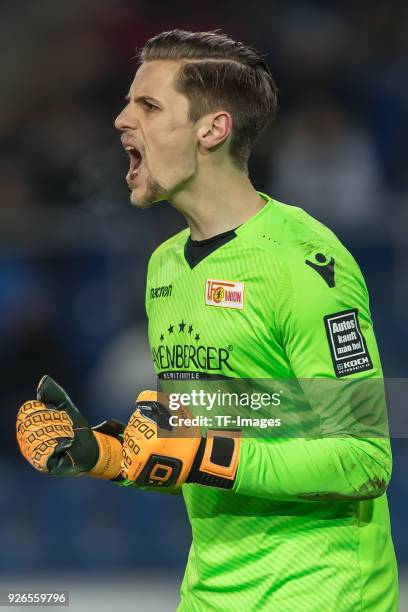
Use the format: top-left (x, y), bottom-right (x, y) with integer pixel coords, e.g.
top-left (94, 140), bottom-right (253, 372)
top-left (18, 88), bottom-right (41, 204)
top-left (150, 284), bottom-right (172, 299)
top-left (151, 319), bottom-right (234, 379)
top-left (324, 309), bottom-right (373, 377)
top-left (206, 279), bottom-right (245, 309)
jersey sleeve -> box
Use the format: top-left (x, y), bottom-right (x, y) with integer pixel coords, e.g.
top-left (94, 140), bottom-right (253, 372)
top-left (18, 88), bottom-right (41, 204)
top-left (233, 242), bottom-right (392, 502)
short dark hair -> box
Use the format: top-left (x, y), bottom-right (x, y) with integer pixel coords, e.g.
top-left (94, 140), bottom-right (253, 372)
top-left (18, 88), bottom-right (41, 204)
top-left (139, 30), bottom-right (278, 169)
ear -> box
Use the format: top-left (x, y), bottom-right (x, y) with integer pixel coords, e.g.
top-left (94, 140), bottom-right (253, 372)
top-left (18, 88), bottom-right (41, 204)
top-left (197, 111), bottom-right (233, 151)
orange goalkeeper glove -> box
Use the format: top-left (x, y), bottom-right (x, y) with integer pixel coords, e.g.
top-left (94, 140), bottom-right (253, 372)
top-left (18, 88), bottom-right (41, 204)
top-left (16, 375), bottom-right (124, 480)
top-left (121, 391), bottom-right (241, 489)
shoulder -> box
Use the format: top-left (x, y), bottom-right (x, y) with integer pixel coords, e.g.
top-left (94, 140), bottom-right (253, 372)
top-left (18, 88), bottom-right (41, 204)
top-left (249, 196), bottom-right (363, 282)
top-left (241, 196), bottom-right (369, 321)
top-left (262, 200), bottom-right (372, 332)
top-left (278, 200), bottom-right (363, 288)
top-left (245, 195), bottom-right (344, 256)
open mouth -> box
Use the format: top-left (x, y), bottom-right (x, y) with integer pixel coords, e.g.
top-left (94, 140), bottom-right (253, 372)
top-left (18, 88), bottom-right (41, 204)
top-left (125, 145), bottom-right (143, 182)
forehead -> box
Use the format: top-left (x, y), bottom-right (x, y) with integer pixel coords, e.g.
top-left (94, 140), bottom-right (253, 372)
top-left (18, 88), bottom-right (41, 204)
top-left (130, 60), bottom-right (182, 97)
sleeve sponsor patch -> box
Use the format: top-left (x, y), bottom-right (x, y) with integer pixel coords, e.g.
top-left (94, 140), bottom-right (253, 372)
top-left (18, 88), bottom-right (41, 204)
top-left (324, 309), bottom-right (373, 377)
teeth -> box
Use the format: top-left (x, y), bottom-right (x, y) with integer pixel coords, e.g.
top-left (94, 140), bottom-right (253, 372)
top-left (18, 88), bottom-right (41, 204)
top-left (125, 146), bottom-right (135, 151)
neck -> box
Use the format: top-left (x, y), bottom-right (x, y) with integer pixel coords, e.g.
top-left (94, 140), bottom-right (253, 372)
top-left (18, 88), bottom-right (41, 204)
top-left (168, 161), bottom-right (266, 240)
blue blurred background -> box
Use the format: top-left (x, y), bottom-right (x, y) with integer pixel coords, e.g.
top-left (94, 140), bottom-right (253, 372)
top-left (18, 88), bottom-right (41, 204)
top-left (1, 0), bottom-right (407, 608)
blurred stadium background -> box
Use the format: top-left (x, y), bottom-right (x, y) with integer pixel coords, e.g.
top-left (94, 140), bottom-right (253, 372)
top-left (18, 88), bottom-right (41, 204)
top-left (1, 0), bottom-right (407, 609)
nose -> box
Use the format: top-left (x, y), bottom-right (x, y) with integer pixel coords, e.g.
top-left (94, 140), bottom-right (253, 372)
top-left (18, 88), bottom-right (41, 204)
top-left (114, 108), bottom-right (127, 131)
top-left (115, 106), bottom-right (141, 133)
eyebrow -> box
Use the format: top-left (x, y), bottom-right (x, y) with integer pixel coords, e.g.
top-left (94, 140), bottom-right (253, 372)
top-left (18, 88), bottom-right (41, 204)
top-left (125, 94), bottom-right (162, 106)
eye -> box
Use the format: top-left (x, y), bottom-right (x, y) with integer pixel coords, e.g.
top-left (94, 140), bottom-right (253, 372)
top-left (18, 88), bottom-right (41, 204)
top-left (143, 100), bottom-right (159, 112)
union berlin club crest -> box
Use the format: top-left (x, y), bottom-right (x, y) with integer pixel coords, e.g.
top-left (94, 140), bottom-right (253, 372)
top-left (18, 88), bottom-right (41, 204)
top-left (205, 279), bottom-right (245, 310)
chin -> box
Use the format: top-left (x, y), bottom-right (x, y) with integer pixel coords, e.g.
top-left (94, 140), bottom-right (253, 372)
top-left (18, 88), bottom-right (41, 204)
top-left (130, 190), bottom-right (154, 209)
top-left (129, 176), bottom-right (168, 209)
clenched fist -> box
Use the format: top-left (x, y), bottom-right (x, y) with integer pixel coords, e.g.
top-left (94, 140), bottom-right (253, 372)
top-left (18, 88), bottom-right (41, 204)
top-left (17, 375), bottom-right (124, 480)
top-left (17, 398), bottom-right (75, 472)
top-left (120, 390), bottom-right (241, 489)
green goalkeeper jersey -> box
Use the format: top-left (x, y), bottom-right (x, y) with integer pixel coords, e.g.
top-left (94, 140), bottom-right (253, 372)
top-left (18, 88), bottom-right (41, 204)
top-left (145, 193), bottom-right (398, 611)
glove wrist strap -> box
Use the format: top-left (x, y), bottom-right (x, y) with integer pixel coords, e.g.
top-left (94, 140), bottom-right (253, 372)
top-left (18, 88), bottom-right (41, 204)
top-left (187, 430), bottom-right (241, 489)
top-left (88, 432), bottom-right (122, 480)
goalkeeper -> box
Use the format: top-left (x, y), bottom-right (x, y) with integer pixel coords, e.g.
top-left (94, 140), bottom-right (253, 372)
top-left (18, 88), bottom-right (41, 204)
top-left (17, 30), bottom-right (398, 611)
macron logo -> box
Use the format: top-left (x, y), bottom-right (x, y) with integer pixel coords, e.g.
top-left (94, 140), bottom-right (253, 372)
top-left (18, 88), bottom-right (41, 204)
top-left (150, 284), bottom-right (172, 299)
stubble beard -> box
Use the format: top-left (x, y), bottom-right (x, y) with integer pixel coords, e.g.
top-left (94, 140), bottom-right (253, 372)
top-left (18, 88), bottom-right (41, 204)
top-left (130, 175), bottom-right (167, 209)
